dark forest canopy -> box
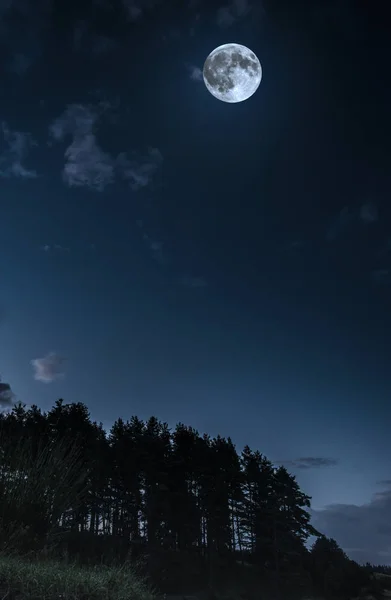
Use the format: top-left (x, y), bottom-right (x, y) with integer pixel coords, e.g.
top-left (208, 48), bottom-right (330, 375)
top-left (0, 400), bottom-right (379, 599)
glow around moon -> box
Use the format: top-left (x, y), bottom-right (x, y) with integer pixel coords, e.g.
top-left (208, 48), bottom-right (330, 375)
top-left (203, 43), bottom-right (262, 103)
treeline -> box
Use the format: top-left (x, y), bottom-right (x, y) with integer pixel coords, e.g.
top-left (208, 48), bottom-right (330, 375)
top-left (0, 399), bottom-right (379, 598)
top-left (369, 565), bottom-right (391, 575)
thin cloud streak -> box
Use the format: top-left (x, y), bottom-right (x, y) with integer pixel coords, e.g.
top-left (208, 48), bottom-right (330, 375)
top-left (277, 457), bottom-right (339, 469)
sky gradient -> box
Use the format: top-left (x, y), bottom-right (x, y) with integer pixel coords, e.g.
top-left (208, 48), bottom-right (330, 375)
top-left (0, 0), bottom-right (390, 565)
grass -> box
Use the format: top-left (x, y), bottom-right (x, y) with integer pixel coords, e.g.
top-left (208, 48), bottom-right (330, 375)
top-left (0, 554), bottom-right (157, 600)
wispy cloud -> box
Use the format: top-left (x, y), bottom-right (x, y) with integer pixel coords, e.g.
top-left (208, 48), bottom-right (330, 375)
top-left (63, 134), bottom-right (114, 191)
top-left (41, 244), bottom-right (71, 253)
top-left (50, 104), bottom-right (162, 192)
top-left (50, 103), bottom-right (98, 141)
top-left (31, 352), bottom-right (66, 383)
top-left (50, 103), bottom-right (114, 191)
top-left (0, 378), bottom-right (15, 408)
top-left (311, 487), bottom-right (391, 564)
top-left (116, 147), bottom-right (163, 191)
top-left (120, 0), bottom-right (162, 21)
top-left (216, 0), bottom-right (252, 27)
top-left (278, 457), bottom-right (339, 469)
top-left (327, 202), bottom-right (378, 241)
top-left (187, 64), bottom-right (203, 82)
top-left (0, 122), bottom-right (37, 178)
top-left (142, 233), bottom-right (168, 265)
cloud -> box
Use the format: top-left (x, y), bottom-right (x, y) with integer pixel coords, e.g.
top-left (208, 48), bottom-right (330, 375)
top-left (142, 233), bottom-right (168, 265)
top-left (49, 103), bottom-right (114, 190)
top-left (181, 276), bottom-right (207, 288)
top-left (327, 203), bottom-right (379, 241)
top-left (50, 104), bottom-right (98, 141)
top-left (0, 122), bottom-right (37, 178)
top-left (187, 64), bottom-right (203, 82)
top-left (216, 0), bottom-right (252, 27)
top-left (41, 244), bottom-right (70, 253)
top-left (63, 134), bottom-right (114, 192)
top-left (115, 147), bottom-right (163, 191)
top-left (50, 104), bottom-right (162, 192)
top-left (360, 202), bottom-right (378, 223)
top-left (311, 486), bottom-right (391, 564)
top-left (0, 379), bottom-right (15, 408)
top-left (31, 352), bottom-right (66, 383)
top-left (278, 457), bottom-right (339, 469)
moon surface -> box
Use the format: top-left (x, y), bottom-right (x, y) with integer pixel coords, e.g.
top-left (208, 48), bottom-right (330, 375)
top-left (203, 43), bottom-right (262, 103)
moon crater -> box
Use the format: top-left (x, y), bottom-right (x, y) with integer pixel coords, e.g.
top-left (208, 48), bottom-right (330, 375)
top-left (203, 43), bottom-right (262, 103)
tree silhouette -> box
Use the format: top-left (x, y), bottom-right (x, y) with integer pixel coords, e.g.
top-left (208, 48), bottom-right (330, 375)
top-left (0, 399), bottom-right (372, 598)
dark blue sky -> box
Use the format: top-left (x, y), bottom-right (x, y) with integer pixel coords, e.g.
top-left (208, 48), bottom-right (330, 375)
top-left (0, 0), bottom-right (390, 564)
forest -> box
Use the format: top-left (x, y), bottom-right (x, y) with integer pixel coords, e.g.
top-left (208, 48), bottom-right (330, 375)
top-left (0, 399), bottom-right (385, 600)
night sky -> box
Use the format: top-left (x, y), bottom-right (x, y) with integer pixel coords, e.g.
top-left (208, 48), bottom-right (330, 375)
top-left (0, 0), bottom-right (390, 565)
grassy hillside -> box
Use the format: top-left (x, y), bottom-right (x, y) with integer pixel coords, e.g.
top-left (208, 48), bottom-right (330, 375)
top-left (0, 552), bottom-right (387, 600)
top-left (0, 554), bottom-right (156, 600)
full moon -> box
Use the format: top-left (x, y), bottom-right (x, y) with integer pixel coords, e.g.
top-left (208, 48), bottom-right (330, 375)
top-left (203, 43), bottom-right (262, 103)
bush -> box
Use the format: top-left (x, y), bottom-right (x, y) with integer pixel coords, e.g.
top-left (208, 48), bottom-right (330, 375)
top-left (0, 431), bottom-right (89, 555)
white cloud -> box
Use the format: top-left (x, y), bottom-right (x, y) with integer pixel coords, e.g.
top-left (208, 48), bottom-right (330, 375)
top-left (188, 65), bottom-right (203, 82)
top-left (63, 134), bottom-right (114, 191)
top-left (0, 122), bottom-right (37, 178)
top-left (50, 104), bottom-right (162, 192)
top-left (31, 352), bottom-right (66, 383)
top-left (50, 104), bottom-right (98, 141)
